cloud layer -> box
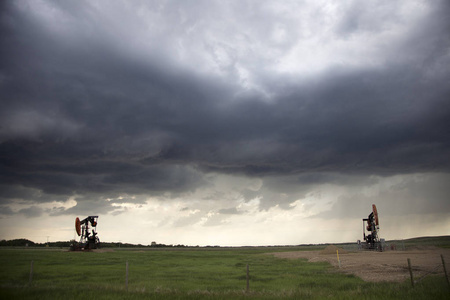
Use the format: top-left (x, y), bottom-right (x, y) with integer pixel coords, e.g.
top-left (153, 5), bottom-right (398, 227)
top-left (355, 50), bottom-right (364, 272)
top-left (0, 0), bottom-right (449, 244)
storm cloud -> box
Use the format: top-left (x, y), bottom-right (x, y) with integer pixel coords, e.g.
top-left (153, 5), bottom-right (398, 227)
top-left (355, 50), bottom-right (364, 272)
top-left (0, 0), bottom-right (449, 244)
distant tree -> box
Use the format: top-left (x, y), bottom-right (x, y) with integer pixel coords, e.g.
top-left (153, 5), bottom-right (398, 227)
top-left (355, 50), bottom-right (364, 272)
top-left (0, 239), bottom-right (35, 247)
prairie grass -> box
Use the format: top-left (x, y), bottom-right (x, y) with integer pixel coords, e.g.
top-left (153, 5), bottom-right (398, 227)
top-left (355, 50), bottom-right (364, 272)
top-left (0, 247), bottom-right (448, 299)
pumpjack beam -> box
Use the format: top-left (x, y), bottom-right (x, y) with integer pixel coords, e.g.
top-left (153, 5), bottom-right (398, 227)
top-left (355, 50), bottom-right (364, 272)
top-left (360, 204), bottom-right (382, 251)
top-left (70, 215), bottom-right (100, 251)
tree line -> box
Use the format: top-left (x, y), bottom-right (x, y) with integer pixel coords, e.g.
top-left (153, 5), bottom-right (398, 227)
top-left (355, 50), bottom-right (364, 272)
top-left (0, 239), bottom-right (191, 248)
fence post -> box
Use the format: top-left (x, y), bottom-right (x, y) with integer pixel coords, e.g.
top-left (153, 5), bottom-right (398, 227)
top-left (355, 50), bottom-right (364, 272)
top-left (337, 250), bottom-right (341, 268)
top-left (246, 264), bottom-right (249, 293)
top-left (29, 260), bottom-right (34, 286)
top-left (407, 258), bottom-right (414, 287)
top-left (442, 255), bottom-right (449, 288)
top-left (125, 261), bottom-right (129, 291)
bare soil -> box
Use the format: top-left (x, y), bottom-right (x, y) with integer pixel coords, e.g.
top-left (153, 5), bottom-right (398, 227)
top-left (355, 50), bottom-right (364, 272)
top-left (270, 246), bottom-right (450, 282)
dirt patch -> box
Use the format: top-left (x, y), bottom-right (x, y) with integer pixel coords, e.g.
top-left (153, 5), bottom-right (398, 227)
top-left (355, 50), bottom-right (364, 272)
top-left (320, 245), bottom-right (349, 255)
top-left (270, 247), bottom-right (450, 282)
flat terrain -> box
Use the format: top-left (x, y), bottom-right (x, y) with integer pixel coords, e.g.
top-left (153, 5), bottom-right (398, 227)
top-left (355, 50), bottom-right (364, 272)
top-left (271, 246), bottom-right (450, 282)
top-left (1, 245), bottom-right (450, 299)
top-left (2, 237), bottom-right (450, 299)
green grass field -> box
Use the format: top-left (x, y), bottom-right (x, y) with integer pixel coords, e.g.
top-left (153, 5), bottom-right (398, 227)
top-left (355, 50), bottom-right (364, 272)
top-left (0, 245), bottom-right (449, 299)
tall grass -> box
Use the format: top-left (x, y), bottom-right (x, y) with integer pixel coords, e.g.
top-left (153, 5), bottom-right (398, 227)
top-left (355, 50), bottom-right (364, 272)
top-left (0, 247), bottom-right (448, 299)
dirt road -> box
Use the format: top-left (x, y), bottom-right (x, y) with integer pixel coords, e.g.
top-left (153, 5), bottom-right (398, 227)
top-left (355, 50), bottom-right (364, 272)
top-left (270, 246), bottom-right (450, 282)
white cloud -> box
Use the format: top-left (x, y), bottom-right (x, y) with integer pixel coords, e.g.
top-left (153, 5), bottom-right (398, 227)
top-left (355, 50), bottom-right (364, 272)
top-left (2, 172), bottom-right (448, 245)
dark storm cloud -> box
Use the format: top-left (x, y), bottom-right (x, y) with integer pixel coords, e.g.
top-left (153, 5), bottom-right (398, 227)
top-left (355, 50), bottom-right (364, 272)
top-left (1, 0), bottom-right (449, 215)
top-left (0, 205), bottom-right (14, 216)
top-left (18, 206), bottom-right (44, 218)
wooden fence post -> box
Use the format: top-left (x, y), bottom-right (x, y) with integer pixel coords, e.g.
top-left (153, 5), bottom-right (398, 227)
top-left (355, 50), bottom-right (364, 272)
top-left (125, 261), bottom-right (129, 291)
top-left (407, 258), bottom-right (414, 287)
top-left (337, 250), bottom-right (341, 268)
top-left (246, 264), bottom-right (249, 292)
top-left (442, 255), bottom-right (449, 288)
top-left (29, 260), bottom-right (34, 286)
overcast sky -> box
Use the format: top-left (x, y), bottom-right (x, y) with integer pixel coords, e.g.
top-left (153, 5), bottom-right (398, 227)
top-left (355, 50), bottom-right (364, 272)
top-left (1, 0), bottom-right (449, 246)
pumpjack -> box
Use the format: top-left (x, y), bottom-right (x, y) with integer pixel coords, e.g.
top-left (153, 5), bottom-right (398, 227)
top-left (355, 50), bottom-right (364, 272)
top-left (359, 204), bottom-right (383, 251)
top-left (70, 216), bottom-right (100, 251)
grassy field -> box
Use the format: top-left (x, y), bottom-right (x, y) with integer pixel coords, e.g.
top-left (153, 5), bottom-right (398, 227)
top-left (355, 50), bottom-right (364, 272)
top-left (390, 236), bottom-right (450, 249)
top-left (0, 245), bottom-right (449, 299)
